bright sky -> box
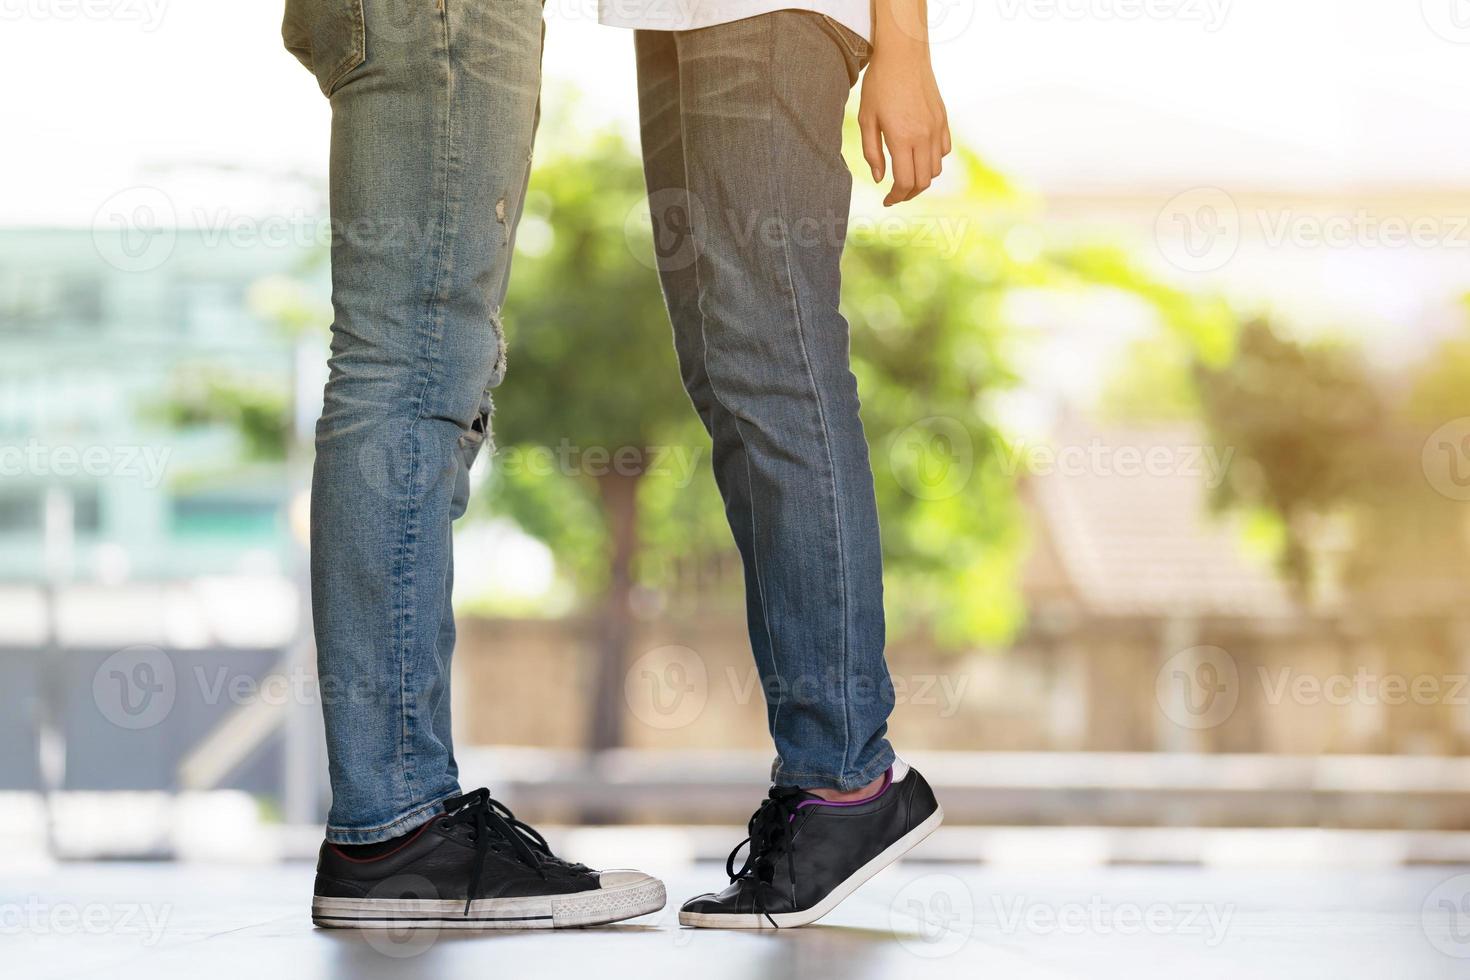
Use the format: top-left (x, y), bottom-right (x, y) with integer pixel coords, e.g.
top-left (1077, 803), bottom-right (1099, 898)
top-left (3, 0), bottom-right (1470, 228)
top-left (4, 0), bottom-right (1469, 415)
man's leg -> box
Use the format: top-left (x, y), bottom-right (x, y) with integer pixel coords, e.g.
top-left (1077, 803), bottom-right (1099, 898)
top-left (636, 13), bottom-right (894, 793)
top-left (289, 0), bottom-right (665, 930)
top-left (302, 0), bottom-right (542, 845)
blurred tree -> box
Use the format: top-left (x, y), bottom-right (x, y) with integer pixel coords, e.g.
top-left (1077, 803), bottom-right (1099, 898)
top-left (153, 103), bottom-right (1248, 754)
top-left (843, 143), bottom-right (1234, 644)
top-left (1193, 319), bottom-right (1390, 602)
top-left (490, 125), bottom-right (693, 752)
top-left (491, 111), bottom-right (1240, 752)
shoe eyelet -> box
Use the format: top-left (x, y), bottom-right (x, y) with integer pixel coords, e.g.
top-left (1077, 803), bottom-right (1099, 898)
top-left (437, 820), bottom-right (452, 831)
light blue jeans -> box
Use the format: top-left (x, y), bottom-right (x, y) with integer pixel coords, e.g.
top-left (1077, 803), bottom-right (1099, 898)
top-left (284, 0), bottom-right (543, 843)
top-left (635, 13), bottom-right (896, 792)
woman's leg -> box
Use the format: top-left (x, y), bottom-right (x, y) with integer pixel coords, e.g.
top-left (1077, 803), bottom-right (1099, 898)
top-left (635, 12), bottom-right (894, 792)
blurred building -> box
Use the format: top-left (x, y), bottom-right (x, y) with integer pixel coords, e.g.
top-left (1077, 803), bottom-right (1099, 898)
top-left (0, 228), bottom-right (308, 583)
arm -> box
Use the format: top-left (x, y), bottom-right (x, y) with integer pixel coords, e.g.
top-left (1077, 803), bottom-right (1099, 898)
top-left (858, 0), bottom-right (952, 206)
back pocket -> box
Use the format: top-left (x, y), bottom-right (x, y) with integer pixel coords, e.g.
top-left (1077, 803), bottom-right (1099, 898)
top-left (282, 0), bottom-right (367, 98)
top-left (817, 14), bottom-right (872, 82)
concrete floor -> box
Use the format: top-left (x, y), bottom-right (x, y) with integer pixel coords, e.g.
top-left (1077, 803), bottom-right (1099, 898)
top-left (8, 861), bottom-right (1470, 979)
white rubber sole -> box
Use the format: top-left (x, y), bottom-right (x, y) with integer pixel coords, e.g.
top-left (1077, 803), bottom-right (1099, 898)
top-left (678, 804), bottom-right (944, 929)
top-left (313, 874), bottom-right (666, 930)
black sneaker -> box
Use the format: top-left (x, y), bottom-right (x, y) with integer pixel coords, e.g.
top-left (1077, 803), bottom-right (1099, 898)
top-left (679, 764), bottom-right (943, 928)
top-left (312, 788), bottom-right (666, 929)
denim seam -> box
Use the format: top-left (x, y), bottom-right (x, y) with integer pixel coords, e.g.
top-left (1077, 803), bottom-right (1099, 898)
top-left (392, 3), bottom-right (458, 813)
top-left (672, 30), bottom-right (788, 738)
top-left (763, 15), bottom-right (854, 777)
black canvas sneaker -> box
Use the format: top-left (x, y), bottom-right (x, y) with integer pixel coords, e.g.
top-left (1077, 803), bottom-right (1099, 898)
top-left (312, 788), bottom-right (666, 929)
top-left (679, 763), bottom-right (943, 928)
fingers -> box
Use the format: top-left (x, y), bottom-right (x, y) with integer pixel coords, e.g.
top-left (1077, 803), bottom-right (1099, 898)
top-left (876, 124), bottom-right (946, 205)
top-left (883, 132), bottom-right (916, 206)
top-left (909, 146), bottom-right (933, 201)
top-left (860, 110), bottom-right (886, 183)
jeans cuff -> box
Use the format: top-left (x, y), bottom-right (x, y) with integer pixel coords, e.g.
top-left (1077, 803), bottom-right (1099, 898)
top-left (770, 743), bottom-right (896, 792)
top-left (324, 790), bottom-right (460, 845)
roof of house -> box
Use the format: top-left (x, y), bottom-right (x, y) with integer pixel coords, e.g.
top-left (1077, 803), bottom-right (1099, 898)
top-left (1021, 422), bottom-right (1299, 621)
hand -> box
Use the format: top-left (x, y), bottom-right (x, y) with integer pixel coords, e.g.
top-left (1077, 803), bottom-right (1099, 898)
top-left (858, 20), bottom-right (951, 206)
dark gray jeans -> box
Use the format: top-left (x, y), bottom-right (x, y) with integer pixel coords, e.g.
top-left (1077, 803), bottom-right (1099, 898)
top-left (635, 12), bottom-right (896, 792)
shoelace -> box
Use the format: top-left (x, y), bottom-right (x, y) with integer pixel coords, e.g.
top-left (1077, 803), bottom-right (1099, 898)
top-left (441, 787), bottom-right (566, 915)
top-left (725, 786), bottom-right (806, 928)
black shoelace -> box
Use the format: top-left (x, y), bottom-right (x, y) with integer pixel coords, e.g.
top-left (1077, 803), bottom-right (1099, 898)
top-left (725, 786), bottom-right (806, 928)
top-left (441, 787), bottom-right (577, 915)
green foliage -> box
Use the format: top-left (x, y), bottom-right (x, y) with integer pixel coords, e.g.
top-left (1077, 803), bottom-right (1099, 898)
top-left (153, 368), bottom-right (294, 461)
top-left (483, 109), bottom-right (1251, 645)
top-left (1193, 319), bottom-right (1390, 593)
